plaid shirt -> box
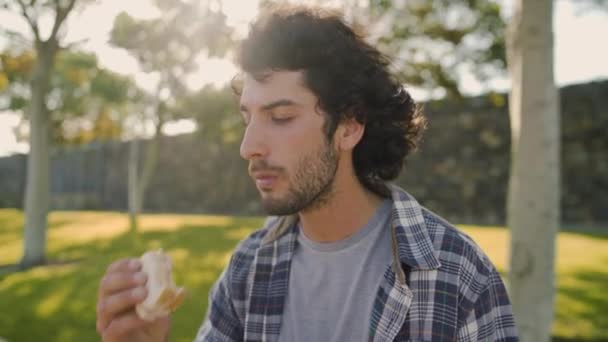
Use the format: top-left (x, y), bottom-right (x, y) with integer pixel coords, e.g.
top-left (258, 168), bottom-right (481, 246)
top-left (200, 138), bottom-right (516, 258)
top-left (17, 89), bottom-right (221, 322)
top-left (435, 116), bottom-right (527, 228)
top-left (195, 185), bottom-right (518, 341)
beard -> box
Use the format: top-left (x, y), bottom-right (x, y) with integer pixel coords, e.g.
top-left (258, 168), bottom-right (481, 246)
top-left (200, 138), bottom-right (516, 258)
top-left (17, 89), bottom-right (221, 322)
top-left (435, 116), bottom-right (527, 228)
top-left (251, 139), bottom-right (339, 216)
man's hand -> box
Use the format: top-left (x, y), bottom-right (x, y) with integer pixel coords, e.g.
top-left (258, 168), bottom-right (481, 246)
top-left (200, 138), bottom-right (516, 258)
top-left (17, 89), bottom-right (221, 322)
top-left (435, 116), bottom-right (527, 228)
top-left (96, 258), bottom-right (170, 342)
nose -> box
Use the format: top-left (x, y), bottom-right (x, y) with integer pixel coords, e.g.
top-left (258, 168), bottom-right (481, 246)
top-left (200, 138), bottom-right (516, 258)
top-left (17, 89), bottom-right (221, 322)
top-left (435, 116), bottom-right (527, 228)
top-left (240, 119), bottom-right (269, 161)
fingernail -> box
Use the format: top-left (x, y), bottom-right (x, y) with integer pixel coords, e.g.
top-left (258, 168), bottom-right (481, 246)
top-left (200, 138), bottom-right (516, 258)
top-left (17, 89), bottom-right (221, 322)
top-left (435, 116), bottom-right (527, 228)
top-left (132, 287), bottom-right (146, 299)
top-left (128, 259), bottom-right (141, 270)
top-left (133, 272), bottom-right (147, 284)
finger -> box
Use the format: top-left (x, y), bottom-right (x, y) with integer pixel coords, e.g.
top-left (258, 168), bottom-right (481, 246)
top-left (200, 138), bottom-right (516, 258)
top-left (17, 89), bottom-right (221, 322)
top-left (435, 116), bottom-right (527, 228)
top-left (107, 258), bottom-right (141, 274)
top-left (97, 286), bottom-right (148, 332)
top-left (102, 311), bottom-right (166, 340)
top-left (101, 311), bottom-right (148, 339)
top-left (99, 271), bottom-right (147, 298)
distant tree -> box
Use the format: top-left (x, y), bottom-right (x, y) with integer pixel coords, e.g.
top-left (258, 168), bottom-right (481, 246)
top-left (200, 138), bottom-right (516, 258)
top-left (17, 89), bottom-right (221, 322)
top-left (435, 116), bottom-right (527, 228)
top-left (109, 0), bottom-right (233, 234)
top-left (174, 85), bottom-right (241, 145)
top-left (62, 66), bottom-right (138, 145)
top-left (363, 0), bottom-right (506, 98)
top-left (0, 0), bottom-right (95, 268)
top-left (1, 49), bottom-right (137, 145)
top-left (172, 85), bottom-right (253, 211)
top-left (260, 0), bottom-right (505, 98)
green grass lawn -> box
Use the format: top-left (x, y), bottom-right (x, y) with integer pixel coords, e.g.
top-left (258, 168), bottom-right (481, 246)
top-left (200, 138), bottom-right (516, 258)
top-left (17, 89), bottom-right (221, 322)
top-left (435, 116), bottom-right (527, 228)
top-left (0, 209), bottom-right (606, 341)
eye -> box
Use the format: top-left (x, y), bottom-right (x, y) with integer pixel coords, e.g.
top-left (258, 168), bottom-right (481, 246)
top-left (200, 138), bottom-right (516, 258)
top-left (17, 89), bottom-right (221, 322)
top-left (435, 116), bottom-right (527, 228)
top-left (271, 116), bottom-right (294, 124)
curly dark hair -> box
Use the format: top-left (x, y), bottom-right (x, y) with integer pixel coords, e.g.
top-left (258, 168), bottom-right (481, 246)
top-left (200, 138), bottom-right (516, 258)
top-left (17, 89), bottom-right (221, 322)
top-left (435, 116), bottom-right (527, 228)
top-left (234, 5), bottom-right (426, 197)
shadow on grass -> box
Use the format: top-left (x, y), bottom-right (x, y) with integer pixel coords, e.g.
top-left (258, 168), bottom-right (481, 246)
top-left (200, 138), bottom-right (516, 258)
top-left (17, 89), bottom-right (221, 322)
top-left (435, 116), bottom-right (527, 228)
top-left (560, 223), bottom-right (608, 239)
top-left (563, 230), bottom-right (608, 243)
top-left (0, 208), bottom-right (88, 277)
top-left (1, 214), bottom-right (606, 342)
top-left (0, 218), bottom-right (261, 342)
top-left (0, 210), bottom-right (24, 249)
top-left (0, 258), bottom-right (83, 278)
top-left (553, 261), bottom-right (608, 342)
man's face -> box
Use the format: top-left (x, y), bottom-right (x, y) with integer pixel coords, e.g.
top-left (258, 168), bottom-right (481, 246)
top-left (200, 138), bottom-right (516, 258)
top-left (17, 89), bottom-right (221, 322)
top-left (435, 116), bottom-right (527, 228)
top-left (239, 70), bottom-right (339, 215)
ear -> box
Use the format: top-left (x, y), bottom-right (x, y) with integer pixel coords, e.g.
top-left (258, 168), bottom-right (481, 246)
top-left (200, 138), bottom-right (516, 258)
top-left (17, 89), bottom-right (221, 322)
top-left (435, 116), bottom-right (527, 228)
top-left (335, 118), bottom-right (365, 151)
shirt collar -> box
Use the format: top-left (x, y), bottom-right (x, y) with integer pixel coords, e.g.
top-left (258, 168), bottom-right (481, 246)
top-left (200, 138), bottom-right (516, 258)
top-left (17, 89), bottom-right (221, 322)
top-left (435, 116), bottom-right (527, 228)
top-left (260, 184), bottom-right (441, 279)
top-left (387, 183), bottom-right (441, 271)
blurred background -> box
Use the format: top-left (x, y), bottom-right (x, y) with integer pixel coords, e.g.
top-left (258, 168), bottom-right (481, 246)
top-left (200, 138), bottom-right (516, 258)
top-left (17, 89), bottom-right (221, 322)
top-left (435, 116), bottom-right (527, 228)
top-left (0, 0), bottom-right (606, 341)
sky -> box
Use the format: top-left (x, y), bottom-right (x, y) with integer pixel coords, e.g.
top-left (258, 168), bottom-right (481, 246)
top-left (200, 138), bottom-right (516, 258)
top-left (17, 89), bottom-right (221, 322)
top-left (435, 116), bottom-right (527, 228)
top-left (0, 0), bottom-right (607, 156)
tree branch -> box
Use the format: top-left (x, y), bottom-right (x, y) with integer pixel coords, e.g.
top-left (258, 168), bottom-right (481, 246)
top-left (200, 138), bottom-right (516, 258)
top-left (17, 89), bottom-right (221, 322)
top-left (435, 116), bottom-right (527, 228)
top-left (49, 0), bottom-right (77, 41)
top-left (15, 0), bottom-right (40, 42)
top-left (61, 38), bottom-right (89, 51)
top-left (0, 28), bottom-right (29, 46)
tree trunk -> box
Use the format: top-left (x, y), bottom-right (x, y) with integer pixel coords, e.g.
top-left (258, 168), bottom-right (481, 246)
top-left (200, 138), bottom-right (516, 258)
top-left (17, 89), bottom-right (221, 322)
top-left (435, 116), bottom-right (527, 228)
top-left (128, 138), bottom-right (141, 235)
top-left (127, 115), bottom-right (164, 236)
top-left (506, 1), bottom-right (560, 341)
top-left (136, 119), bottom-right (163, 214)
top-left (20, 42), bottom-right (57, 269)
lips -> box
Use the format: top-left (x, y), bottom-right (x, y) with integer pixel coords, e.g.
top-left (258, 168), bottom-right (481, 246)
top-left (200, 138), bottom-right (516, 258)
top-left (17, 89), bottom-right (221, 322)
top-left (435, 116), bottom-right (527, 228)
top-left (252, 172), bottom-right (279, 190)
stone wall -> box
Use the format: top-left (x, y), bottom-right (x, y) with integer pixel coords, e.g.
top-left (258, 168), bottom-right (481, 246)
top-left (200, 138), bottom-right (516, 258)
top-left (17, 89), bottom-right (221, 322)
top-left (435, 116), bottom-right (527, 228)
top-left (0, 80), bottom-right (606, 225)
top-left (398, 80), bottom-right (608, 224)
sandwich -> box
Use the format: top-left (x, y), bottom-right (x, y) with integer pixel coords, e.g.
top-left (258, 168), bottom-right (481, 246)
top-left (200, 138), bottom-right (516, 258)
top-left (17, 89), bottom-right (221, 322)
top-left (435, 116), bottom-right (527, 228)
top-left (135, 249), bottom-right (186, 321)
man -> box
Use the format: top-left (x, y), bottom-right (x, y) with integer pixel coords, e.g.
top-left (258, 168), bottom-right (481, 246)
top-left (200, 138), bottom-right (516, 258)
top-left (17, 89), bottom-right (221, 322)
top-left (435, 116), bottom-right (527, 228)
top-left (96, 5), bottom-right (518, 342)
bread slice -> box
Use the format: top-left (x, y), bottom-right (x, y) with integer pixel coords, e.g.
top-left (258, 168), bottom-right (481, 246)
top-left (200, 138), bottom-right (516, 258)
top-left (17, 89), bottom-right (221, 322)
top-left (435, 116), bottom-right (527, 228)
top-left (135, 249), bottom-right (186, 321)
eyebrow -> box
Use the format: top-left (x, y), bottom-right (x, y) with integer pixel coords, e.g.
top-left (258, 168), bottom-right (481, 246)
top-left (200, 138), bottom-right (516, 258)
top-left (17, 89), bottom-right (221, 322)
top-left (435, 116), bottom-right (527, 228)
top-left (240, 99), bottom-right (298, 113)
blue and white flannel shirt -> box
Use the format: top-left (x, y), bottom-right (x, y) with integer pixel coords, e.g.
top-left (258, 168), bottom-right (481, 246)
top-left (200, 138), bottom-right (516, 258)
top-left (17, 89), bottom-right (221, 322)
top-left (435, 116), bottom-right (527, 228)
top-left (196, 185), bottom-right (518, 341)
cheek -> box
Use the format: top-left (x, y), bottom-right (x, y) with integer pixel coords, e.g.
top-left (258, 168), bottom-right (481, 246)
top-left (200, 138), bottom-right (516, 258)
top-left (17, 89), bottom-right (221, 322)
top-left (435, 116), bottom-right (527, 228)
top-left (270, 117), bottom-right (327, 168)
top-left (268, 124), bottom-right (304, 157)
top-left (277, 143), bottom-right (309, 181)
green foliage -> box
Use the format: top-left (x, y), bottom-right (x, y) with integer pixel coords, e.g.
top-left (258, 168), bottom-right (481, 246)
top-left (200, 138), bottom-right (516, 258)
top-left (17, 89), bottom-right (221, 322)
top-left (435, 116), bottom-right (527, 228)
top-left (0, 50), bottom-right (35, 111)
top-left (111, 2), bottom-right (231, 70)
top-left (173, 85), bottom-right (241, 144)
top-left (50, 52), bottom-right (136, 115)
top-left (0, 0), bottom-right (93, 45)
top-left (109, 0), bottom-right (233, 109)
top-left (49, 51), bottom-right (99, 117)
top-left (369, 0), bottom-right (506, 98)
top-left (0, 50), bottom-right (35, 85)
top-left (107, 0), bottom-right (234, 145)
top-left (50, 52), bottom-right (139, 145)
top-left (91, 69), bottom-right (137, 105)
top-left (0, 0), bottom-right (130, 146)
top-left (0, 210), bottom-right (607, 341)
top-left (0, 48), bottom-right (139, 145)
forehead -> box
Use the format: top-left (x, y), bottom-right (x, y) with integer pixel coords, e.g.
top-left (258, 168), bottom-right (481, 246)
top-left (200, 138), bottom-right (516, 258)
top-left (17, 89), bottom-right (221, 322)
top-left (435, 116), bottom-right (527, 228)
top-left (239, 70), bottom-right (318, 110)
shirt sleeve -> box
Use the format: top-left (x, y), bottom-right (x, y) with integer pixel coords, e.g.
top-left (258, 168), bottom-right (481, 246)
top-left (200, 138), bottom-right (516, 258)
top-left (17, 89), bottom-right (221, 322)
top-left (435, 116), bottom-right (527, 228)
top-left (195, 267), bottom-right (243, 342)
top-left (456, 268), bottom-right (519, 341)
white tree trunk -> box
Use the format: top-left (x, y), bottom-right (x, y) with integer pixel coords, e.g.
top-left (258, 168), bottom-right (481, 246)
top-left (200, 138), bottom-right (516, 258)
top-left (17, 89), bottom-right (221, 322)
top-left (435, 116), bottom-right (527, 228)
top-left (127, 118), bottom-right (164, 234)
top-left (20, 45), bottom-right (55, 268)
top-left (506, 1), bottom-right (560, 341)
top-left (128, 138), bottom-right (141, 233)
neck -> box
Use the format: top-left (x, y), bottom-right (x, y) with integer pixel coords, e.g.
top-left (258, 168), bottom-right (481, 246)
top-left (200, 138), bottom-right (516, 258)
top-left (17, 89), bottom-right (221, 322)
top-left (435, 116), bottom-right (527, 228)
top-left (297, 158), bottom-right (385, 243)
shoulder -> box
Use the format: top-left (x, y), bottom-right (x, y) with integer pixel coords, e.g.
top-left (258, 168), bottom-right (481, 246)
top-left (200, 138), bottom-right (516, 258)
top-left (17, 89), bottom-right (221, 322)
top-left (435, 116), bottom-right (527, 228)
top-left (420, 207), bottom-right (501, 299)
top-left (419, 209), bottom-right (517, 337)
top-left (225, 219), bottom-right (272, 281)
top-left (225, 214), bottom-right (297, 284)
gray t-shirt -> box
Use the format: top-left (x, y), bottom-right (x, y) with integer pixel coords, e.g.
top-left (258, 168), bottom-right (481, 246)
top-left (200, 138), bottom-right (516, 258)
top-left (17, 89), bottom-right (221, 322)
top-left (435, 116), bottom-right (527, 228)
top-left (278, 200), bottom-right (393, 342)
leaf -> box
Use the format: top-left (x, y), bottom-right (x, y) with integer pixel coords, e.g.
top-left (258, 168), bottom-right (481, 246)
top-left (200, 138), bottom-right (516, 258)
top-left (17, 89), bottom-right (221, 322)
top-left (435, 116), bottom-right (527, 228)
top-left (9, 95), bottom-right (28, 111)
top-left (369, 0), bottom-right (506, 98)
top-left (0, 72), bottom-right (9, 91)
